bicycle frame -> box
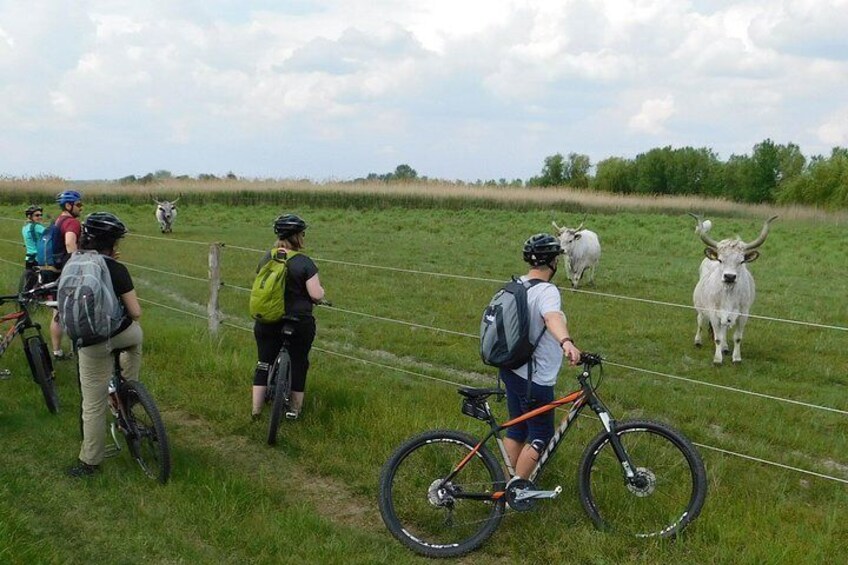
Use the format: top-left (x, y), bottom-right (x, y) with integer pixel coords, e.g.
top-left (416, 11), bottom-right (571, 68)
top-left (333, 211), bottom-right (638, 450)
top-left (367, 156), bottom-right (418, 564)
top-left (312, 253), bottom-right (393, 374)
top-left (445, 364), bottom-right (639, 497)
top-left (0, 299), bottom-right (41, 358)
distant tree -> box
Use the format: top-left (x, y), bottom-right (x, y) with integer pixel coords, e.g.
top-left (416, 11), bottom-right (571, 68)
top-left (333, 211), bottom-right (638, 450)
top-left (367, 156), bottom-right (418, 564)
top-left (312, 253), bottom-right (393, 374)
top-left (393, 164), bottom-right (418, 181)
top-left (226, 171), bottom-right (238, 180)
top-left (138, 173), bottom-right (155, 184)
top-left (154, 170), bottom-right (172, 180)
top-left (198, 173), bottom-right (219, 181)
top-left (593, 157), bottom-right (634, 193)
top-left (565, 153), bottom-right (591, 188)
top-left (118, 175), bottom-right (137, 184)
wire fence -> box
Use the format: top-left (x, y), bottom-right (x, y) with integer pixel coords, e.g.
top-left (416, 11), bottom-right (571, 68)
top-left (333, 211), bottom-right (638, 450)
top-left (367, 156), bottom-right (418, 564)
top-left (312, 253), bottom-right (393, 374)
top-left (1, 218), bottom-right (847, 486)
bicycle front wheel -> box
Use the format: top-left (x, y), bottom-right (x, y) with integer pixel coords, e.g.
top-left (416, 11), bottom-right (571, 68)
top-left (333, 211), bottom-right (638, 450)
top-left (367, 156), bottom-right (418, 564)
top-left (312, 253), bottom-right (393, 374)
top-left (267, 350), bottom-right (291, 446)
top-left (378, 430), bottom-right (506, 558)
top-left (578, 419), bottom-right (707, 538)
top-left (25, 337), bottom-right (59, 414)
top-left (122, 380), bottom-right (171, 484)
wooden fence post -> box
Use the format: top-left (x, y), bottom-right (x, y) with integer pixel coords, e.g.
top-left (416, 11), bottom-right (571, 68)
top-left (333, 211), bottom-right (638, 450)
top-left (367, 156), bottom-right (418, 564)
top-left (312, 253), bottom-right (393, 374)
top-left (208, 243), bottom-right (222, 335)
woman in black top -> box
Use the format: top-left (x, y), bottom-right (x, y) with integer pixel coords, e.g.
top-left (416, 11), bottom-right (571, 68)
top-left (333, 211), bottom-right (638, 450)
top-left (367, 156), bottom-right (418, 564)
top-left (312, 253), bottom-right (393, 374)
top-left (251, 214), bottom-right (325, 421)
top-left (66, 212), bottom-right (143, 478)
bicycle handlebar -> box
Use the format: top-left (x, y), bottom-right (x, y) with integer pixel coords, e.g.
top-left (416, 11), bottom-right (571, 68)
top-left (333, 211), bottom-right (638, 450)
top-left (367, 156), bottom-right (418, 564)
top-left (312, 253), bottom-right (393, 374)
top-left (579, 352), bottom-right (604, 369)
top-left (314, 298), bottom-right (333, 307)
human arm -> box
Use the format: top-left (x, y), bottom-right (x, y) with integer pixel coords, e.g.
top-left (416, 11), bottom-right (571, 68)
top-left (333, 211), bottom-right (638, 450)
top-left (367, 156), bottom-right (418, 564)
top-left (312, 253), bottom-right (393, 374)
top-left (120, 289), bottom-right (142, 320)
top-left (64, 221), bottom-right (80, 253)
top-left (306, 273), bottom-right (325, 302)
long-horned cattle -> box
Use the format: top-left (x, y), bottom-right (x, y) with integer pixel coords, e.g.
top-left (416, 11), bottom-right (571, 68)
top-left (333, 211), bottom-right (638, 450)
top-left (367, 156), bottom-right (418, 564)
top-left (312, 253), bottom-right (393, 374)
top-left (690, 213), bottom-right (778, 364)
top-left (154, 197), bottom-right (179, 233)
top-left (552, 220), bottom-right (601, 288)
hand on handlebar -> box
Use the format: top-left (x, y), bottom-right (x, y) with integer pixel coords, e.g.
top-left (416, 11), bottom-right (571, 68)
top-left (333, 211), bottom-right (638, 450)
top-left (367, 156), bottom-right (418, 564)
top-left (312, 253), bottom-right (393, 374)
top-left (314, 298), bottom-right (333, 307)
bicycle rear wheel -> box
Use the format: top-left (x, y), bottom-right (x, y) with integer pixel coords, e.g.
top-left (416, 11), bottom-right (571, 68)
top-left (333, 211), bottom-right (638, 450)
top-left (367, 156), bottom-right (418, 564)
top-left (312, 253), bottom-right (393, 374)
top-left (25, 336), bottom-right (59, 414)
top-left (122, 380), bottom-right (171, 484)
top-left (378, 430), bottom-right (506, 558)
top-left (267, 350), bottom-right (291, 446)
top-left (578, 419), bottom-right (707, 538)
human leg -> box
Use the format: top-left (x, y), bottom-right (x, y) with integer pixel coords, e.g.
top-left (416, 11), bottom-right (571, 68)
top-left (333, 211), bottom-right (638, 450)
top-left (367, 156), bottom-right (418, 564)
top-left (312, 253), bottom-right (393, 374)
top-left (252, 322), bottom-right (284, 416)
top-left (76, 341), bottom-right (114, 466)
top-left (287, 318), bottom-right (316, 415)
top-left (112, 322), bottom-right (143, 380)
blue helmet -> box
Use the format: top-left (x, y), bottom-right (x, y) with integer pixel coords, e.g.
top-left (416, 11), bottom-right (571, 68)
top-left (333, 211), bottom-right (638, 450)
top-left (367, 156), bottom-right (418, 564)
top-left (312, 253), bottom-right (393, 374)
top-left (56, 190), bottom-right (82, 206)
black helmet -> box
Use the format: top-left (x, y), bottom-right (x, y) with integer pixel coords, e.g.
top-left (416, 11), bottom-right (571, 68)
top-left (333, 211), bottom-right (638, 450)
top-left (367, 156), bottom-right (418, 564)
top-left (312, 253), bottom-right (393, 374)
top-left (273, 214), bottom-right (307, 238)
top-left (82, 212), bottom-right (127, 241)
top-left (25, 205), bottom-right (43, 217)
top-left (523, 233), bottom-right (563, 266)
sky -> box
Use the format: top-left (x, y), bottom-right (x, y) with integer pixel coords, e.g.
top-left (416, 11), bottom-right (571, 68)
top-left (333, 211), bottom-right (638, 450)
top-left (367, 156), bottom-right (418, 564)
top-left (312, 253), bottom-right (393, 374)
top-left (1, 0), bottom-right (847, 182)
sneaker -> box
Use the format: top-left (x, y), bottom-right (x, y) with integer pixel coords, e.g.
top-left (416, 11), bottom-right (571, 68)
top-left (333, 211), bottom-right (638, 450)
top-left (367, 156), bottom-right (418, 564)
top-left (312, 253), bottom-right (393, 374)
top-left (53, 351), bottom-right (74, 361)
top-left (285, 410), bottom-right (299, 420)
top-left (66, 460), bottom-right (99, 478)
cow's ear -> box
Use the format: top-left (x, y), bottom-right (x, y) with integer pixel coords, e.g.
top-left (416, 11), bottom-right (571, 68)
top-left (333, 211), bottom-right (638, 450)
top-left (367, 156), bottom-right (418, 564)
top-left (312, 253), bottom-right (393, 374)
top-left (573, 233), bottom-right (582, 240)
top-left (743, 250), bottom-right (760, 263)
top-left (704, 248), bottom-right (719, 261)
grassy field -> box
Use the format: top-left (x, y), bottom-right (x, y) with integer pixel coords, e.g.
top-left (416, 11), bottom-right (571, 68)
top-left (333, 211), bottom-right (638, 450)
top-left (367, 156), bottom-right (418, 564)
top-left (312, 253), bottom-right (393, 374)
top-left (0, 191), bottom-right (845, 564)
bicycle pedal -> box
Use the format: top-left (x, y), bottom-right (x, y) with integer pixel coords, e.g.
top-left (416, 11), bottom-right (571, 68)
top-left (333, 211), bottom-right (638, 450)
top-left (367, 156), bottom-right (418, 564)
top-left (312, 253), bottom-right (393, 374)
top-left (514, 486), bottom-right (562, 501)
top-left (104, 445), bottom-right (121, 458)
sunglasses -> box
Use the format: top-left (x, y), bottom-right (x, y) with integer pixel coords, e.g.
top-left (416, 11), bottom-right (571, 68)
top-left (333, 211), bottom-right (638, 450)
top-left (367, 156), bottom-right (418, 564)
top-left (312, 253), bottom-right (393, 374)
top-left (73, 203), bottom-right (83, 208)
top-left (32, 213), bottom-right (43, 217)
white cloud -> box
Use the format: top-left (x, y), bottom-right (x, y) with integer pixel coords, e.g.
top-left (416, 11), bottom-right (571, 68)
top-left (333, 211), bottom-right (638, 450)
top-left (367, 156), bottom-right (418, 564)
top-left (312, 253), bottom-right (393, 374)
top-left (1, 1), bottom-right (848, 179)
top-left (629, 95), bottom-right (676, 135)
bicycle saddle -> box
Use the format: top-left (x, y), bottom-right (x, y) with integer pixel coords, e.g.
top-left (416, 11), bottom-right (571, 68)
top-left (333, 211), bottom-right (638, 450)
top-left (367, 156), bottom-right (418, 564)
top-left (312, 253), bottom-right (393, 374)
top-left (457, 387), bottom-right (505, 400)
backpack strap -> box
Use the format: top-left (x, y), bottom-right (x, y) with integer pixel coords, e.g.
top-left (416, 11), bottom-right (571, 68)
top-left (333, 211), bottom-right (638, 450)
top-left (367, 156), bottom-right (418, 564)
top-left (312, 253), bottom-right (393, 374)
top-left (521, 278), bottom-right (551, 401)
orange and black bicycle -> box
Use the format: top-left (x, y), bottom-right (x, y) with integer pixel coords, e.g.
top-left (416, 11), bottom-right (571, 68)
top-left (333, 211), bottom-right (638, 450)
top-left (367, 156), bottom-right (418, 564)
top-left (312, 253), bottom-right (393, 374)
top-left (378, 352), bottom-right (707, 558)
top-left (0, 282), bottom-right (59, 414)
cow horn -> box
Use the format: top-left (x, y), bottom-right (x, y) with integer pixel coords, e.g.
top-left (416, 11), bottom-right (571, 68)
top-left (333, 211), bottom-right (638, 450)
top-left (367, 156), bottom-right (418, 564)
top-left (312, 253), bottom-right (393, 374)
top-left (153, 197), bottom-right (161, 205)
top-left (744, 215), bottom-right (778, 250)
top-left (690, 212), bottom-right (718, 248)
top-left (575, 222), bottom-right (584, 233)
top-left (552, 221), bottom-right (563, 234)
top-left (172, 197), bottom-right (180, 204)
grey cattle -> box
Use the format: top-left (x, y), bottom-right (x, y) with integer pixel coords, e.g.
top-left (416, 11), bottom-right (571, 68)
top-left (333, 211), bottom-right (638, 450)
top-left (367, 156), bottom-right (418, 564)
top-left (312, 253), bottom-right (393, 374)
top-left (154, 198), bottom-right (179, 233)
top-left (552, 221), bottom-right (601, 288)
top-left (690, 213), bottom-right (777, 364)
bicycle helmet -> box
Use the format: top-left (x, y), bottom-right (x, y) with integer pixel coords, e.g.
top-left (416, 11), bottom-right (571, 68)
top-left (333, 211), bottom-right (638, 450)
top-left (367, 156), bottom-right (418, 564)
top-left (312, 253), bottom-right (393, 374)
top-left (56, 190), bottom-right (82, 206)
top-left (273, 213), bottom-right (307, 238)
top-left (82, 212), bottom-right (127, 241)
top-left (523, 233), bottom-right (563, 267)
top-left (25, 205), bottom-right (43, 217)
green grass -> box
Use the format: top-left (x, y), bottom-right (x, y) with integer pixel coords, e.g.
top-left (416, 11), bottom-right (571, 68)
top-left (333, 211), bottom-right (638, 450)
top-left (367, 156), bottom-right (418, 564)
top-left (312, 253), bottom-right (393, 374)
top-left (0, 197), bottom-right (845, 563)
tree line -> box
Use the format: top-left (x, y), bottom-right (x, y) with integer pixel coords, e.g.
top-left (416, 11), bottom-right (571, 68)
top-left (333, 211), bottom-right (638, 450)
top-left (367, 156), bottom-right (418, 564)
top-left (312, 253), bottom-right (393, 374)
top-left (528, 140), bottom-right (847, 209)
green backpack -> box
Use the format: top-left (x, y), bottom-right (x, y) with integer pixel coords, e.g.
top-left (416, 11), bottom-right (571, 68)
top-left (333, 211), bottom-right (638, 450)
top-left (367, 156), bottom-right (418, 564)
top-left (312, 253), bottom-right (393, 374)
top-left (249, 249), bottom-right (298, 323)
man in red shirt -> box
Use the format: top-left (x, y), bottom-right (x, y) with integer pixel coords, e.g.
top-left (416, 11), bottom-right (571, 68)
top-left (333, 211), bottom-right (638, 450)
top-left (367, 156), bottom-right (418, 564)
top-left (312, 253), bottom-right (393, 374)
top-left (46, 190), bottom-right (84, 360)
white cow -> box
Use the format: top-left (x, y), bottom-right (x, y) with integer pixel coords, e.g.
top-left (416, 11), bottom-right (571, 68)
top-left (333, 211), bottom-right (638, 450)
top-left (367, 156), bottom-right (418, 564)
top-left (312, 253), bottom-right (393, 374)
top-left (154, 198), bottom-right (179, 233)
top-left (552, 221), bottom-right (601, 288)
top-left (691, 214), bottom-right (778, 364)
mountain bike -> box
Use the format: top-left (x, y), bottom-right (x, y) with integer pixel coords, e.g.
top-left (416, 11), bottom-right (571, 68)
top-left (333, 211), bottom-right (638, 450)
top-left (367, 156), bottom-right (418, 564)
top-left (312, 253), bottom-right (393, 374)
top-left (0, 283), bottom-right (59, 413)
top-left (266, 315), bottom-right (301, 445)
top-left (104, 349), bottom-right (171, 484)
top-left (378, 352), bottom-right (708, 558)
top-left (265, 299), bottom-right (332, 446)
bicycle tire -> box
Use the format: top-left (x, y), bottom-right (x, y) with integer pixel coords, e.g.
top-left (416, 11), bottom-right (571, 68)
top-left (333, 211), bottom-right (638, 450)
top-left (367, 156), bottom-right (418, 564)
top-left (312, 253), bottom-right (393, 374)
top-left (267, 350), bottom-right (292, 446)
top-left (378, 429), bottom-right (506, 558)
top-left (25, 336), bottom-right (59, 414)
top-left (577, 419), bottom-right (707, 538)
top-left (122, 380), bottom-right (171, 484)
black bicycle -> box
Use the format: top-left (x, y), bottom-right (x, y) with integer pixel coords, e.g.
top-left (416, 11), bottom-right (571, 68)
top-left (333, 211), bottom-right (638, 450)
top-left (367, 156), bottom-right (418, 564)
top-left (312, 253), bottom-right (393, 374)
top-left (266, 315), bottom-right (300, 445)
top-left (378, 352), bottom-right (708, 558)
top-left (0, 283), bottom-right (59, 413)
top-left (104, 349), bottom-right (171, 484)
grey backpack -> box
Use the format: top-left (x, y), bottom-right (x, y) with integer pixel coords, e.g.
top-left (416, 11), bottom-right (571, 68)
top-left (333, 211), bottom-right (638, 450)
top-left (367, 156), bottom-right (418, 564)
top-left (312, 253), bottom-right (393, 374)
top-left (58, 251), bottom-right (125, 347)
top-left (480, 278), bottom-right (547, 370)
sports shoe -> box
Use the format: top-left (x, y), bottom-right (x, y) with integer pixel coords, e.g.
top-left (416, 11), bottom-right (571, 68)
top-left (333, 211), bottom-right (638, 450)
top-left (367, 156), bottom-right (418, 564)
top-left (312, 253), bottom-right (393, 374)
top-left (285, 410), bottom-right (299, 420)
top-left (66, 460), bottom-right (99, 478)
top-left (53, 351), bottom-right (74, 361)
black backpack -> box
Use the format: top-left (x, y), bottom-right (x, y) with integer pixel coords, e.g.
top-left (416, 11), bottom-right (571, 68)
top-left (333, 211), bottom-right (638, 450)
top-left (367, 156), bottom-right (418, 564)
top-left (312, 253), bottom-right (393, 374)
top-left (480, 277), bottom-right (547, 373)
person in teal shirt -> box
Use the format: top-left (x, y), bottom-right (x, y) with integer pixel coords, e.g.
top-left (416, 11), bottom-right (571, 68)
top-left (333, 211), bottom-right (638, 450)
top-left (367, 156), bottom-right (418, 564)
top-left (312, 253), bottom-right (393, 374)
top-left (21, 205), bottom-right (45, 291)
